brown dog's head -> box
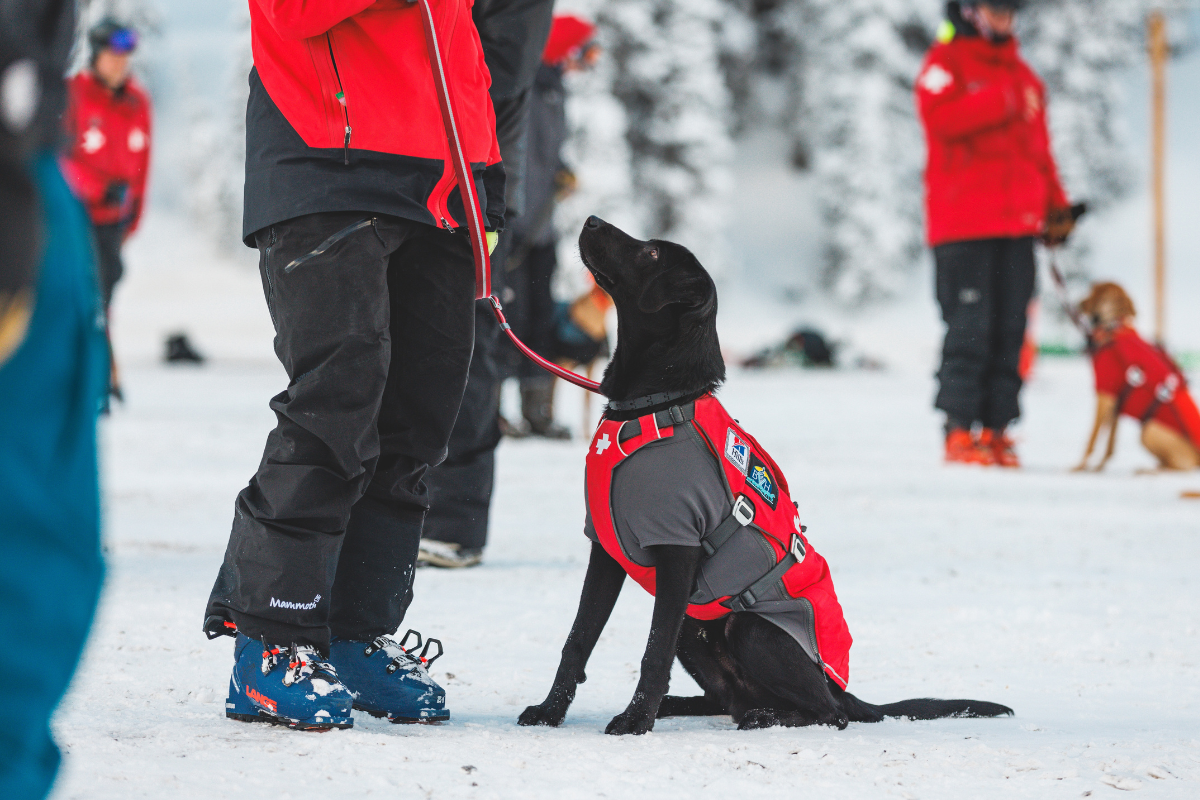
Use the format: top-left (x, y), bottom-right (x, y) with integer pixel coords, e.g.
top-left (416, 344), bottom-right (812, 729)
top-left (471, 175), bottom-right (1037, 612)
top-left (1078, 282), bottom-right (1136, 329)
top-left (578, 216), bottom-right (724, 408)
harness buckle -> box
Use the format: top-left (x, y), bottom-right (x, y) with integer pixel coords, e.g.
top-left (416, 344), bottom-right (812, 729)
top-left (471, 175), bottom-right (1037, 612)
top-left (732, 494), bottom-right (755, 527)
top-left (789, 532), bottom-right (806, 563)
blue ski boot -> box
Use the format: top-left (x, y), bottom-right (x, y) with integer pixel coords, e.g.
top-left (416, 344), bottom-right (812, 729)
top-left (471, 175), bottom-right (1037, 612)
top-left (329, 629), bottom-right (450, 723)
top-left (225, 633), bottom-right (354, 730)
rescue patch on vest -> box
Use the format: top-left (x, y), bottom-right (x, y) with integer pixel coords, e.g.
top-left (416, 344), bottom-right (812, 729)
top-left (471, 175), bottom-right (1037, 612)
top-left (724, 429), bottom-right (750, 474)
top-left (746, 455), bottom-right (778, 508)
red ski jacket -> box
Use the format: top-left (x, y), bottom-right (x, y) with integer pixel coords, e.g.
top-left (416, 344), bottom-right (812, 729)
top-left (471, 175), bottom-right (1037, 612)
top-left (915, 31), bottom-right (1068, 246)
top-left (586, 395), bottom-right (852, 689)
top-left (249, 0), bottom-right (501, 232)
top-left (60, 71), bottom-right (151, 234)
top-left (1091, 326), bottom-right (1200, 446)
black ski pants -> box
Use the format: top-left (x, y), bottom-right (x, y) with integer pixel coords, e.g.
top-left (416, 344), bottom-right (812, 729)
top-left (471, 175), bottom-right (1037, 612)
top-left (92, 222), bottom-right (125, 310)
top-left (205, 211), bottom-right (476, 650)
top-left (934, 236), bottom-right (1035, 430)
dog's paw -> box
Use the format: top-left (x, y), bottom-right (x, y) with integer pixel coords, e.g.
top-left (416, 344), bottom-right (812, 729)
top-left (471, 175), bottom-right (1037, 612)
top-left (518, 703), bottom-right (566, 727)
top-left (604, 708), bottom-right (655, 736)
top-left (736, 708), bottom-right (780, 730)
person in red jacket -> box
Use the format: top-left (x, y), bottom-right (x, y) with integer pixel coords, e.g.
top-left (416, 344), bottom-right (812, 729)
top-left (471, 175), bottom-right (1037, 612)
top-left (201, 0), bottom-right (505, 730)
top-left (60, 19), bottom-right (150, 311)
top-left (916, 1), bottom-right (1074, 468)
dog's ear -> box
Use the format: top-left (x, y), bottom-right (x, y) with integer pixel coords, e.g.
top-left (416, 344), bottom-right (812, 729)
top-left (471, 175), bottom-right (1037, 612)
top-left (637, 252), bottom-right (716, 323)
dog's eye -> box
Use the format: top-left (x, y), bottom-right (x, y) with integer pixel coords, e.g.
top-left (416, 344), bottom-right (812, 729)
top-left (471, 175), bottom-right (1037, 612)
top-left (648, 248), bottom-right (659, 260)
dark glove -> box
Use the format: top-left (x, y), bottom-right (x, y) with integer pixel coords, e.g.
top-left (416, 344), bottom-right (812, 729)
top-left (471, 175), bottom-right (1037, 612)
top-left (1042, 202), bottom-right (1088, 247)
top-left (102, 180), bottom-right (129, 207)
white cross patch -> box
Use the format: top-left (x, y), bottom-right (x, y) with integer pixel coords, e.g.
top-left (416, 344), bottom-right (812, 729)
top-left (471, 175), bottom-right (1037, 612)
top-left (595, 433), bottom-right (611, 455)
top-left (918, 63), bottom-right (954, 95)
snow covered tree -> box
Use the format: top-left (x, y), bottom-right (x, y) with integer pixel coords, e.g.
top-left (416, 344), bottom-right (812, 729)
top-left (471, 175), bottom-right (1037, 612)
top-left (800, 0), bottom-right (938, 305)
top-left (1018, 0), bottom-right (1147, 326)
top-left (586, 0), bottom-right (742, 273)
top-left (186, 3), bottom-right (252, 252)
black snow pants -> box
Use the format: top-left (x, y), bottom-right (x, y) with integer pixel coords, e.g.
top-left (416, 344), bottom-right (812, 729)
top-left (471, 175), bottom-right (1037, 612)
top-left (91, 222), bottom-right (125, 310)
top-left (934, 236), bottom-right (1036, 430)
top-left (204, 211), bottom-right (476, 650)
top-left (502, 240), bottom-right (558, 380)
top-left (421, 87), bottom-right (535, 552)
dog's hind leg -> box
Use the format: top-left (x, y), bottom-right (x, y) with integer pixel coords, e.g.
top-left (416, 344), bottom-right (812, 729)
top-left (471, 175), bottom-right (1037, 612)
top-left (725, 613), bottom-right (848, 730)
top-left (518, 542), bottom-right (627, 727)
top-left (657, 618), bottom-right (734, 718)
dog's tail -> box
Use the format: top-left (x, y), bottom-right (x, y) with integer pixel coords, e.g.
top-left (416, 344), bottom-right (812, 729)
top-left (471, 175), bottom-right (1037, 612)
top-left (835, 686), bottom-right (1013, 722)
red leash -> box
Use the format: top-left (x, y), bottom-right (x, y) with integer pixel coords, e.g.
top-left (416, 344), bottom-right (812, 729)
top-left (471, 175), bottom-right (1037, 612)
top-left (414, 0), bottom-right (602, 393)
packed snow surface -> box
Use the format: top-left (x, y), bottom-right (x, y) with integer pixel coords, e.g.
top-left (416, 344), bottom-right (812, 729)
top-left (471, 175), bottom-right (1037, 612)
top-left (49, 214), bottom-right (1200, 799)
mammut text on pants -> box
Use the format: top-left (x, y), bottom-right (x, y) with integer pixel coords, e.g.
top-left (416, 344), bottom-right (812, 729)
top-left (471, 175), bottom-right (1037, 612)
top-left (933, 236), bottom-right (1036, 429)
top-left (205, 211), bottom-right (476, 650)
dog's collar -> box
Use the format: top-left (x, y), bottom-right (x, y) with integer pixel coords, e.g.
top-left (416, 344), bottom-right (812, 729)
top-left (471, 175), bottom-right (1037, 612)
top-left (606, 388), bottom-right (703, 412)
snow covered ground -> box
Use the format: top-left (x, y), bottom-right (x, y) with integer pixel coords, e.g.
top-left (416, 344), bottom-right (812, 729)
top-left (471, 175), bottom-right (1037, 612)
top-left (45, 212), bottom-right (1200, 799)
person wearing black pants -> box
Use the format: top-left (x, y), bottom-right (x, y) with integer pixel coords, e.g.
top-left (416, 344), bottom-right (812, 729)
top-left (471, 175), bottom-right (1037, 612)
top-left (418, 0), bottom-right (556, 569)
top-left (203, 0), bottom-right (504, 730)
top-left (916, 1), bottom-right (1073, 466)
top-left (206, 212), bottom-right (475, 648)
top-left (934, 237), bottom-right (1035, 443)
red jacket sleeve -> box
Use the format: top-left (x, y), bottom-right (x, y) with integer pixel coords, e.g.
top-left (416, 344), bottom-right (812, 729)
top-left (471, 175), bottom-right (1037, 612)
top-left (253, 0), bottom-right (379, 41)
top-left (917, 50), bottom-right (1020, 142)
top-left (59, 83), bottom-right (109, 206)
top-left (125, 92), bottom-right (152, 237)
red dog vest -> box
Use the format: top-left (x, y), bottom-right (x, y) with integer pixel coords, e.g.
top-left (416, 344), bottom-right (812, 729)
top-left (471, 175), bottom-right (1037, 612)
top-left (1092, 326), bottom-right (1200, 446)
top-left (586, 394), bottom-right (852, 688)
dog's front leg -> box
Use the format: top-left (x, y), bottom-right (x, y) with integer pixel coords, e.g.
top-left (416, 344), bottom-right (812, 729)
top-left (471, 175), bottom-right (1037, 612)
top-left (606, 544), bottom-right (702, 736)
top-left (519, 542), bottom-right (626, 727)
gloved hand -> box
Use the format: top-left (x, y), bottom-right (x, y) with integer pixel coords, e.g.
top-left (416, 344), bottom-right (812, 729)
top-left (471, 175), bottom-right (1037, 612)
top-left (101, 180), bottom-right (128, 207)
top-left (486, 230), bottom-right (499, 255)
top-left (1042, 202), bottom-right (1088, 247)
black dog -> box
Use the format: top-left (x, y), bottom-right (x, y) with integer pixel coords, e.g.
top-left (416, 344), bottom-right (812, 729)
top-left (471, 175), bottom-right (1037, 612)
top-left (517, 217), bottom-right (1013, 735)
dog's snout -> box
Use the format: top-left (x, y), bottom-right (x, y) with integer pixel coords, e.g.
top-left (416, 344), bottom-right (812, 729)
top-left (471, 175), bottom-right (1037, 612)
top-left (585, 215), bottom-right (603, 230)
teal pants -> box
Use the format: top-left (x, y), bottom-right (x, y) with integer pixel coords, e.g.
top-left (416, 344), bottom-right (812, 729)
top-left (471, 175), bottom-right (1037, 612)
top-left (0, 155), bottom-right (107, 800)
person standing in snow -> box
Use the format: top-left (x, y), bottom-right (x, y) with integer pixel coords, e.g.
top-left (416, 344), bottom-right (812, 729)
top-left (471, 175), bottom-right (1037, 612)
top-left (201, 0), bottom-right (504, 730)
top-left (60, 19), bottom-right (150, 312)
top-left (417, 0), bottom-right (555, 570)
top-left (916, 0), bottom-right (1074, 467)
top-left (499, 15), bottom-right (598, 441)
top-left (1, 1), bottom-right (108, 796)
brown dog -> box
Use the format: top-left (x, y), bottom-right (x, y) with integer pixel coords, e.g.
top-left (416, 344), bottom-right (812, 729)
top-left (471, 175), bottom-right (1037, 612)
top-left (1074, 282), bottom-right (1200, 471)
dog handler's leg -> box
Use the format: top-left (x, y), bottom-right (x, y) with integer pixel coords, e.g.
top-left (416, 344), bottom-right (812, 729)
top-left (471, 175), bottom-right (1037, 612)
top-left (518, 543), bottom-right (627, 727)
top-left (605, 545), bottom-right (703, 735)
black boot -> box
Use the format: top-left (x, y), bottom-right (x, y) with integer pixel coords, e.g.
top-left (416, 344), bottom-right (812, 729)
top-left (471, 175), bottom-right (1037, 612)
top-left (520, 376), bottom-right (570, 440)
top-left (164, 332), bottom-right (205, 364)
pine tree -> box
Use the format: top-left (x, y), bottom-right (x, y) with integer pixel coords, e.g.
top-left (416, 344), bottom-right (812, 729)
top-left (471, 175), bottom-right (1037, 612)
top-left (801, 0), bottom-right (938, 305)
top-left (1018, 0), bottom-right (1146, 329)
top-left (590, 0), bottom-right (742, 273)
top-left (186, 3), bottom-right (251, 252)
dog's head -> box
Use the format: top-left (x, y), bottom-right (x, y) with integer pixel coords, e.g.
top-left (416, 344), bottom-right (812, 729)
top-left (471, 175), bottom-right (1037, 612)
top-left (1079, 282), bottom-right (1135, 329)
top-left (578, 216), bottom-right (724, 409)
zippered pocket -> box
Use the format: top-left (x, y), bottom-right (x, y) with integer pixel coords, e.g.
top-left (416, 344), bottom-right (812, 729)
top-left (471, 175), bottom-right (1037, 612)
top-left (284, 218), bottom-right (376, 273)
top-left (325, 32), bottom-right (352, 164)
